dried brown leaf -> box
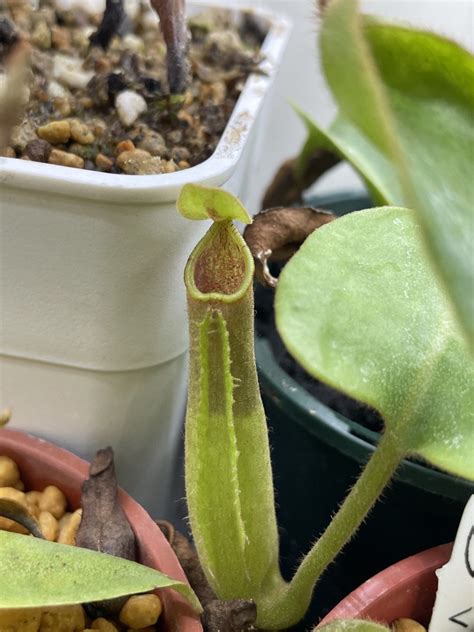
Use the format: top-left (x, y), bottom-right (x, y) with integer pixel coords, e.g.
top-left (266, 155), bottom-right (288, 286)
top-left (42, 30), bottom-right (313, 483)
top-left (0, 497), bottom-right (44, 539)
top-left (243, 206), bottom-right (336, 287)
top-left (202, 599), bottom-right (257, 632)
top-left (156, 522), bottom-right (256, 631)
top-left (157, 520), bottom-right (216, 607)
top-left (76, 447), bottom-right (136, 616)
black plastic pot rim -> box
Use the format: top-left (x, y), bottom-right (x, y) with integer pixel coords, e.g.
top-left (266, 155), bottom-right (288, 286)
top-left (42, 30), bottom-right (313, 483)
top-left (254, 190), bottom-right (473, 503)
top-left (256, 336), bottom-right (473, 501)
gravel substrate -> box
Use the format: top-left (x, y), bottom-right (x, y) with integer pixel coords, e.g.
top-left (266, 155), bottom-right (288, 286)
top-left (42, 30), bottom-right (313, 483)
top-left (1, 0), bottom-right (265, 174)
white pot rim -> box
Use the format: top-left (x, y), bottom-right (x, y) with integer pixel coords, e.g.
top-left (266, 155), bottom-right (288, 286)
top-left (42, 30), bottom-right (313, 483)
top-left (0, 4), bottom-right (291, 204)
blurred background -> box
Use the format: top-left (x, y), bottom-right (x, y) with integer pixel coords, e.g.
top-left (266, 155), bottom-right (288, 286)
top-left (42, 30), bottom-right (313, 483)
top-left (204, 0), bottom-right (474, 212)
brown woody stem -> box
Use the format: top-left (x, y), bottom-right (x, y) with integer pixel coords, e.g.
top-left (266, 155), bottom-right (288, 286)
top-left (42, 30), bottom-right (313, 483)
top-left (150, 0), bottom-right (189, 94)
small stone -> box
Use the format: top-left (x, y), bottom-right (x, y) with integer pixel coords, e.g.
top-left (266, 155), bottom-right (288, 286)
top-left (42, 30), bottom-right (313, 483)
top-left (49, 148), bottom-right (84, 169)
top-left (89, 119), bottom-right (107, 137)
top-left (32, 6), bottom-right (56, 27)
top-left (79, 97), bottom-right (94, 109)
top-left (116, 139), bottom-right (135, 154)
top-left (116, 149), bottom-right (164, 175)
top-left (124, 0), bottom-right (140, 20)
top-left (94, 57), bottom-right (112, 74)
top-left (205, 29), bottom-right (245, 59)
top-left (51, 25), bottom-right (71, 50)
top-left (177, 110), bottom-right (194, 126)
top-left (90, 619), bottom-right (117, 631)
top-left (0, 146), bottom-right (16, 158)
top-left (48, 80), bottom-right (69, 100)
top-left (54, 0), bottom-right (102, 14)
top-left (85, 73), bottom-right (109, 107)
top-left (53, 53), bottom-right (94, 90)
top-left (68, 142), bottom-right (97, 160)
top-left (31, 21), bottom-right (51, 50)
top-left (122, 34), bottom-right (144, 53)
top-left (31, 49), bottom-right (54, 77)
top-left (95, 153), bottom-right (113, 172)
top-left (160, 159), bottom-right (177, 174)
top-left (71, 26), bottom-right (95, 55)
top-left (140, 7), bottom-right (159, 30)
top-left (70, 120), bottom-right (95, 144)
top-left (119, 594), bottom-right (162, 628)
top-left (166, 129), bottom-right (183, 145)
top-left (171, 146), bottom-right (190, 162)
top-left (178, 160), bottom-right (190, 170)
top-left (136, 131), bottom-right (167, 157)
top-left (392, 619), bottom-right (427, 632)
top-left (207, 80), bottom-right (227, 104)
top-left (11, 121), bottom-right (40, 151)
top-left (25, 139), bottom-right (52, 162)
top-left (37, 120), bottom-right (71, 145)
top-left (53, 98), bottom-right (72, 117)
top-left (115, 90), bottom-right (147, 127)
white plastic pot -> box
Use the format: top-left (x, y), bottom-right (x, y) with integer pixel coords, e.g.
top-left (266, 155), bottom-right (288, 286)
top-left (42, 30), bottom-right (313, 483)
top-left (0, 3), bottom-right (290, 515)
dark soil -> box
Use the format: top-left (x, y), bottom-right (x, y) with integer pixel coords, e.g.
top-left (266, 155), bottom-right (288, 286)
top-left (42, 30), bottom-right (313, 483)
top-left (254, 270), bottom-right (385, 434)
top-left (1, 1), bottom-right (265, 174)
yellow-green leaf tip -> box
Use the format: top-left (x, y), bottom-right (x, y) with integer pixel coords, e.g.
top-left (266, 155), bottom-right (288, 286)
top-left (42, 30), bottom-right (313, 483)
top-left (177, 184), bottom-right (252, 224)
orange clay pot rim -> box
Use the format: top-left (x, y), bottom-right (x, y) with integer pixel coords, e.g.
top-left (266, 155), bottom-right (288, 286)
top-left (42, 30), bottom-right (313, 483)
top-left (0, 427), bottom-right (203, 632)
top-left (318, 542), bottom-right (453, 626)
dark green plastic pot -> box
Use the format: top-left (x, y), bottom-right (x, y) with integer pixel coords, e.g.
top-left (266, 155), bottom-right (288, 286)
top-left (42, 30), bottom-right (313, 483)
top-left (255, 192), bottom-right (473, 627)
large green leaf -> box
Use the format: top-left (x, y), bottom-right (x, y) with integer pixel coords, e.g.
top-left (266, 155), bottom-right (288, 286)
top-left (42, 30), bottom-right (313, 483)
top-left (275, 208), bottom-right (474, 479)
top-left (0, 531), bottom-right (201, 611)
top-left (302, 0), bottom-right (474, 347)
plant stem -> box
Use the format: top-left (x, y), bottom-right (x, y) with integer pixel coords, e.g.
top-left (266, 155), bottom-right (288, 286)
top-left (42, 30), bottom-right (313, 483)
top-left (150, 0), bottom-right (189, 94)
top-left (257, 432), bottom-right (404, 629)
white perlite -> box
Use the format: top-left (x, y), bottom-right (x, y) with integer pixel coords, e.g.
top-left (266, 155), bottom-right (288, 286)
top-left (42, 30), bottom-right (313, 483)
top-left (115, 90), bottom-right (148, 127)
top-left (53, 54), bottom-right (94, 90)
top-left (55, 0), bottom-right (139, 17)
top-left (55, 0), bottom-right (105, 13)
top-left (48, 80), bottom-right (69, 99)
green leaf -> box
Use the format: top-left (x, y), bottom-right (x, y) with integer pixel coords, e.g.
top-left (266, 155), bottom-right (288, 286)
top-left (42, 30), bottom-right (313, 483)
top-left (0, 531), bottom-right (201, 612)
top-left (316, 621), bottom-right (389, 632)
top-left (177, 184), bottom-right (252, 224)
top-left (301, 0), bottom-right (474, 347)
top-left (276, 208), bottom-right (474, 480)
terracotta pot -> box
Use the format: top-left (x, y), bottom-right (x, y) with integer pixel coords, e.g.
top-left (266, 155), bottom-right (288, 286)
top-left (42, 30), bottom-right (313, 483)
top-left (0, 428), bottom-right (202, 632)
top-left (318, 543), bottom-right (452, 628)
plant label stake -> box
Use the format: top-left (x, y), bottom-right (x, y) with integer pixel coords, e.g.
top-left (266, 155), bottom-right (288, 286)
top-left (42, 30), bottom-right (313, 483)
top-left (429, 495), bottom-right (474, 632)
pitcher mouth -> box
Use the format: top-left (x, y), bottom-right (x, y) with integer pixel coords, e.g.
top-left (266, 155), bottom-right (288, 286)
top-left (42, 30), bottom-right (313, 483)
top-left (185, 221), bottom-right (254, 304)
